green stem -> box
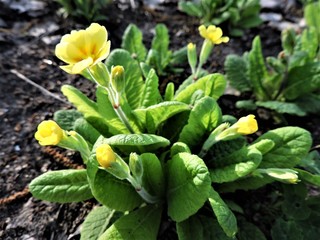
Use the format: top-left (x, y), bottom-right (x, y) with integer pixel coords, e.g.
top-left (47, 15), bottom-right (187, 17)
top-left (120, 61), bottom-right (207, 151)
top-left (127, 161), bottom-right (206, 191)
top-left (127, 176), bottom-right (160, 204)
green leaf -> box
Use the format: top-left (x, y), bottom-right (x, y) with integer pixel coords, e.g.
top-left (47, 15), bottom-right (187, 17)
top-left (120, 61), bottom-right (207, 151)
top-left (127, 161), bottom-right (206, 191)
top-left (271, 219), bottom-right (303, 240)
top-left (74, 118), bottom-right (100, 145)
top-left (164, 82), bottom-right (175, 101)
top-left (151, 24), bottom-right (172, 71)
top-left (248, 36), bottom-right (269, 100)
top-left (175, 74), bottom-right (227, 103)
top-left (140, 153), bottom-right (165, 198)
top-left (284, 62), bottom-right (320, 100)
top-left (236, 100), bottom-right (257, 110)
top-left (255, 127), bottom-right (312, 168)
top-left (176, 215), bottom-right (204, 240)
top-left (87, 158), bottom-right (143, 212)
top-left (295, 169), bottom-right (320, 187)
top-left (179, 97), bottom-right (221, 149)
top-left (167, 152), bottom-right (211, 222)
top-left (208, 188), bottom-right (238, 237)
top-left (105, 49), bottom-right (144, 109)
top-left (99, 134), bottom-right (170, 154)
top-left (256, 101), bottom-right (307, 116)
top-left (210, 148), bottom-right (262, 183)
top-left (300, 27), bottom-right (318, 60)
top-left (224, 54), bottom-right (251, 92)
top-left (29, 169), bottom-right (92, 203)
top-left (304, 1), bottom-right (320, 40)
top-left (139, 69), bottom-right (162, 108)
top-left (237, 217), bottom-right (267, 240)
top-left (99, 205), bottom-right (162, 240)
top-left (53, 109), bottom-right (83, 131)
top-left (80, 206), bottom-right (115, 240)
top-left (133, 101), bottom-right (190, 134)
top-left (178, 2), bottom-right (203, 17)
top-left (121, 24), bottom-right (147, 62)
top-left (295, 94), bottom-right (320, 115)
top-left (96, 87), bottom-right (139, 134)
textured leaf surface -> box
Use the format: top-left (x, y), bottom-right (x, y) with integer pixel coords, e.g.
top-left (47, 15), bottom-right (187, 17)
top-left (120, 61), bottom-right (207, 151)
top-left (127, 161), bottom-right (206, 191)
top-left (87, 158), bottom-right (143, 212)
top-left (105, 49), bottom-right (144, 109)
top-left (167, 152), bottom-right (211, 222)
top-left (210, 148), bottom-right (262, 183)
top-left (139, 69), bottom-right (162, 108)
top-left (133, 101), bottom-right (190, 134)
top-left (175, 74), bottom-right (227, 103)
top-left (29, 169), bottom-right (92, 203)
top-left (81, 206), bottom-right (115, 240)
top-left (100, 134), bottom-right (170, 154)
top-left (53, 109), bottom-right (83, 131)
top-left (208, 188), bottom-right (238, 237)
top-left (179, 97), bottom-right (221, 149)
top-left (255, 127), bottom-right (312, 168)
top-left (224, 54), bottom-right (251, 92)
top-left (256, 101), bottom-right (307, 116)
top-left (121, 24), bottom-right (147, 62)
top-left (99, 205), bottom-right (162, 240)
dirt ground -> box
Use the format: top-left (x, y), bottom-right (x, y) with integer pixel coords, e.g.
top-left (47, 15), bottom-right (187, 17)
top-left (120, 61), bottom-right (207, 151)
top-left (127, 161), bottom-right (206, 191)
top-left (0, 0), bottom-right (319, 239)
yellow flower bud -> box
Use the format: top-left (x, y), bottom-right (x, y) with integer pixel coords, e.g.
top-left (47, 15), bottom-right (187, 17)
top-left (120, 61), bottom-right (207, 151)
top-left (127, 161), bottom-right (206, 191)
top-left (111, 65), bottom-right (125, 93)
top-left (96, 144), bottom-right (117, 168)
top-left (187, 42), bottom-right (197, 73)
top-left (34, 120), bottom-right (63, 146)
top-left (198, 25), bottom-right (229, 45)
top-left (233, 114), bottom-right (258, 135)
top-left (55, 23), bottom-right (111, 74)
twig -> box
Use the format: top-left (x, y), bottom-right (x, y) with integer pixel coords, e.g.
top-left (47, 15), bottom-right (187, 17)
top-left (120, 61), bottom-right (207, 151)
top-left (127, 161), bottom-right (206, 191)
top-left (0, 187), bottom-right (30, 205)
top-left (10, 69), bottom-right (71, 106)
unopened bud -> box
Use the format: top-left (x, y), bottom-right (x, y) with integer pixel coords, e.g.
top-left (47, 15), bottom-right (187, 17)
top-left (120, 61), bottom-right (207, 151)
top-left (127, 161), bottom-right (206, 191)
top-left (111, 65), bottom-right (125, 93)
top-left (96, 144), bottom-right (116, 168)
top-left (187, 43), bottom-right (197, 73)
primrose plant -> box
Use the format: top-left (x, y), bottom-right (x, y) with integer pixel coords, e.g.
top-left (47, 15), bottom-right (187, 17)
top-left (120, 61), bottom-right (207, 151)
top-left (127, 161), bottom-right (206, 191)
top-left (224, 27), bottom-right (320, 119)
top-left (30, 23), bottom-right (320, 239)
top-left (178, 0), bottom-right (262, 36)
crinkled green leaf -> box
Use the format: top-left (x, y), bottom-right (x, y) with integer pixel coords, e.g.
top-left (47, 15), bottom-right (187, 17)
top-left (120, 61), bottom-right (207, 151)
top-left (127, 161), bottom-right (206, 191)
top-left (175, 74), bottom-right (227, 103)
top-left (139, 69), bottom-right (162, 108)
top-left (271, 219), bottom-right (303, 240)
top-left (53, 109), bottom-right (83, 131)
top-left (121, 24), bottom-right (147, 62)
top-left (210, 148), bottom-right (262, 183)
top-left (284, 62), bottom-right (320, 100)
top-left (133, 101), bottom-right (190, 134)
top-left (29, 169), bottom-right (92, 203)
top-left (140, 153), bottom-right (165, 198)
top-left (87, 157), bottom-right (143, 212)
top-left (99, 205), bottom-right (162, 240)
top-left (74, 118), bottom-right (100, 145)
top-left (256, 101), bottom-right (307, 116)
top-left (167, 152), bottom-right (211, 222)
top-left (224, 54), bottom-right (251, 92)
top-left (98, 134), bottom-right (170, 154)
top-left (255, 127), bottom-right (312, 168)
top-left (80, 206), bottom-right (115, 240)
top-left (208, 188), bottom-right (238, 237)
top-left (295, 169), bottom-right (320, 187)
top-left (105, 49), bottom-right (144, 109)
top-left (179, 96), bottom-right (221, 149)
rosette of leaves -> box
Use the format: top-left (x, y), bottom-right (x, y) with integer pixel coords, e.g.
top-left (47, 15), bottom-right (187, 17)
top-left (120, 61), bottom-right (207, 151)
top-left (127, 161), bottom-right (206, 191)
top-left (121, 23), bottom-right (188, 76)
top-left (178, 0), bottom-right (262, 36)
top-left (56, 0), bottom-right (112, 22)
top-left (224, 27), bottom-right (320, 117)
top-left (30, 44), bottom-right (319, 239)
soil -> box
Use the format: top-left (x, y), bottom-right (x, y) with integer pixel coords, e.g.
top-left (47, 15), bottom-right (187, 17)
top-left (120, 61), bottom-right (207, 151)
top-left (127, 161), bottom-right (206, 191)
top-left (0, 0), bottom-right (318, 239)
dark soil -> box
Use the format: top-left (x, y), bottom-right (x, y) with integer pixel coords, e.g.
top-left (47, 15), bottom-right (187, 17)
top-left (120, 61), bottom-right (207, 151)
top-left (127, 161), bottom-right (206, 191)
top-left (0, 0), bottom-right (318, 239)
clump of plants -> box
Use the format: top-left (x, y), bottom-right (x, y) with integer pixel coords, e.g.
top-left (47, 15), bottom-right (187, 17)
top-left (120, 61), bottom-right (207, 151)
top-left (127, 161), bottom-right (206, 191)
top-left (29, 23), bottom-right (320, 239)
top-left (121, 23), bottom-right (188, 76)
top-left (224, 27), bottom-right (320, 119)
top-left (56, 0), bottom-right (112, 22)
top-left (178, 0), bottom-right (262, 36)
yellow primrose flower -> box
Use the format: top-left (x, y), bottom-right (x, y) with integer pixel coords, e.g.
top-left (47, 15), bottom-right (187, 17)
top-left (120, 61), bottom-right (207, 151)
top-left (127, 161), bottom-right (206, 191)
top-left (96, 144), bottom-right (117, 168)
top-left (233, 115), bottom-right (258, 135)
top-left (198, 25), bottom-right (229, 44)
top-left (35, 120), bottom-right (63, 146)
top-left (55, 23), bottom-right (111, 74)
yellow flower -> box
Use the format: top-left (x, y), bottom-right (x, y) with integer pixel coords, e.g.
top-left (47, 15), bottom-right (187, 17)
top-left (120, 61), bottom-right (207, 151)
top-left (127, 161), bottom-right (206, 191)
top-left (233, 115), bottom-right (258, 135)
top-left (96, 144), bottom-right (117, 168)
top-left (35, 120), bottom-right (63, 146)
top-left (55, 23), bottom-right (111, 74)
top-left (198, 25), bottom-right (229, 44)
